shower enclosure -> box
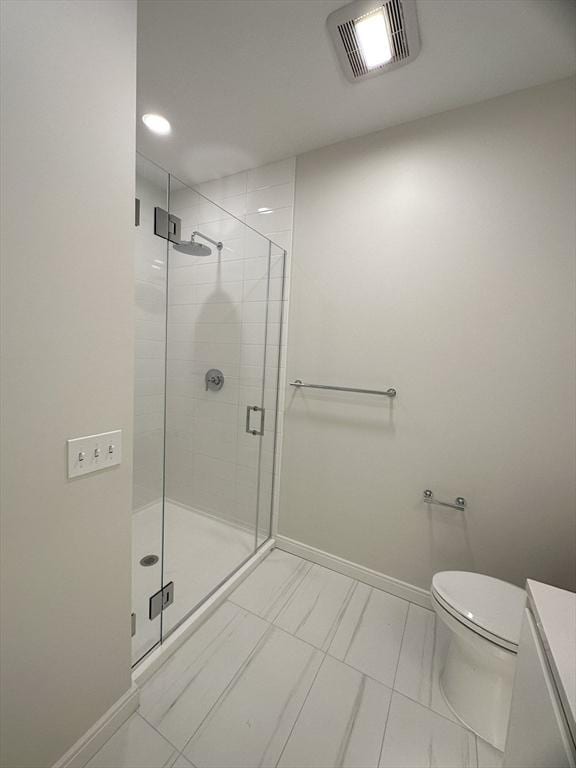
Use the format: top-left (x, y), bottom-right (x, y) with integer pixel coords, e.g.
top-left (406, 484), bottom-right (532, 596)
top-left (132, 154), bottom-right (285, 664)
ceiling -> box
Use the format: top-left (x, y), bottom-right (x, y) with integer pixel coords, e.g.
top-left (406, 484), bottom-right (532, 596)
top-left (137, 0), bottom-right (576, 185)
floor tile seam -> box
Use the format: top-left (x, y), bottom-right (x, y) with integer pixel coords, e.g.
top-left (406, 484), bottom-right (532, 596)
top-left (324, 648), bottom-right (396, 692)
top-left (138, 606), bottom-right (247, 698)
top-left (376, 675), bottom-right (395, 768)
top-left (335, 581), bottom-right (370, 662)
top-left (392, 688), bottom-right (479, 736)
top-left (134, 711), bottom-right (183, 756)
top-left (273, 650), bottom-right (328, 768)
top-left (267, 560), bottom-right (315, 623)
top-left (253, 619), bottom-right (402, 693)
top-left (227, 596), bottom-right (275, 626)
top-left (269, 561), bottom-right (315, 624)
top-left (164, 594), bottom-right (324, 658)
top-left (226, 554), bottom-right (312, 625)
top-left (321, 578), bottom-right (359, 654)
top-left (307, 638), bottom-right (477, 736)
top-left (390, 603), bottom-right (410, 693)
top-left (177, 621), bottom-right (277, 758)
top-left (228, 579), bottom-right (353, 648)
top-left (272, 567), bottom-right (360, 650)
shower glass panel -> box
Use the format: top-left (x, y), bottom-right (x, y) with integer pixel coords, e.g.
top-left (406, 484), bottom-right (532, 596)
top-left (131, 156), bottom-right (284, 662)
top-left (160, 175), bottom-right (282, 639)
top-left (256, 241), bottom-right (285, 548)
top-left (132, 154), bottom-right (169, 664)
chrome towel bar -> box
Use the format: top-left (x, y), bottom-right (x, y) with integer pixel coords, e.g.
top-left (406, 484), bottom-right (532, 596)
top-left (423, 489), bottom-right (466, 511)
top-left (290, 380), bottom-right (397, 398)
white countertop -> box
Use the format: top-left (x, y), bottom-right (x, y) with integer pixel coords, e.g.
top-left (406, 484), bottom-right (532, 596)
top-left (527, 579), bottom-right (576, 745)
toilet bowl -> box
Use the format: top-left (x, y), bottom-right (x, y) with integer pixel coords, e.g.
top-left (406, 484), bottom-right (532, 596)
top-left (431, 571), bottom-right (526, 750)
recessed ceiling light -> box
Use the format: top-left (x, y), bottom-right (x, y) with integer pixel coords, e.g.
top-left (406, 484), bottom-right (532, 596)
top-left (355, 9), bottom-right (392, 69)
top-left (142, 113), bottom-right (171, 135)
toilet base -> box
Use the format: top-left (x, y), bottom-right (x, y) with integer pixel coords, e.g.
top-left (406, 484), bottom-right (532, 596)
top-left (439, 620), bottom-right (516, 750)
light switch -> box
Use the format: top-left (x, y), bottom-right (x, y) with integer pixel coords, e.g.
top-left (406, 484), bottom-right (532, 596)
top-left (67, 430), bottom-right (122, 478)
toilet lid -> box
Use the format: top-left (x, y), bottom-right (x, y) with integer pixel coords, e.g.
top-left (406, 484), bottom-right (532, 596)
top-left (432, 571), bottom-right (526, 648)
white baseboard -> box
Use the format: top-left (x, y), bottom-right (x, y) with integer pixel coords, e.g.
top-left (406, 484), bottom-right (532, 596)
top-left (275, 535), bottom-right (431, 609)
top-left (52, 685), bottom-right (139, 768)
top-left (132, 538), bottom-right (275, 687)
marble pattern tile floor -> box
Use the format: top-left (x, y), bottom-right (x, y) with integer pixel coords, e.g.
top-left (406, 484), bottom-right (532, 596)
top-left (87, 549), bottom-right (504, 768)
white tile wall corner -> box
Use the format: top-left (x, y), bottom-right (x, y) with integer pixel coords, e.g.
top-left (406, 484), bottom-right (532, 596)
top-left (164, 158), bottom-right (295, 537)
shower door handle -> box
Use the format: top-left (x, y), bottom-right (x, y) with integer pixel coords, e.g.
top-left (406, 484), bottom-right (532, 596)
top-left (245, 405), bottom-right (265, 436)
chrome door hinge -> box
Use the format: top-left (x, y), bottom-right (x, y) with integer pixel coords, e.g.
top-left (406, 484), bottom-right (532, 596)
top-left (154, 207), bottom-right (181, 243)
top-left (149, 582), bottom-right (175, 620)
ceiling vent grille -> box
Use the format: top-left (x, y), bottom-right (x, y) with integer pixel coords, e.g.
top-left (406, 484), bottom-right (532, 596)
top-left (328, 0), bottom-right (420, 83)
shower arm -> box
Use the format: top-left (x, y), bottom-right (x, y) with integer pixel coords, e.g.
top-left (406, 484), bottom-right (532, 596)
top-left (193, 231), bottom-right (223, 251)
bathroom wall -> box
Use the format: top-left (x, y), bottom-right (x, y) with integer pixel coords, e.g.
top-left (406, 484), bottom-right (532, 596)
top-left (0, 2), bottom-right (136, 766)
top-left (164, 160), bottom-right (295, 534)
top-left (280, 78), bottom-right (576, 593)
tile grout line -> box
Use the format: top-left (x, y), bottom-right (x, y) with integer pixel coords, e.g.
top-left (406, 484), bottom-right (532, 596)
top-left (338, 581), bottom-right (370, 662)
top-left (134, 712), bottom-right (182, 757)
top-left (376, 597), bottom-right (411, 766)
top-left (265, 558), bottom-right (314, 623)
top-left (177, 621), bottom-right (275, 759)
top-left (228, 589), bottom-right (404, 694)
top-left (322, 577), bottom-right (358, 653)
top-left (377, 681), bottom-right (395, 768)
top-left (273, 650), bottom-right (328, 768)
top-left (390, 602), bottom-right (410, 693)
top-left (174, 752), bottom-right (198, 768)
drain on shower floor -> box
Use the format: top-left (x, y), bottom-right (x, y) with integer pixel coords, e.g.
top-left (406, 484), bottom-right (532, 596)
top-left (140, 554), bottom-right (159, 567)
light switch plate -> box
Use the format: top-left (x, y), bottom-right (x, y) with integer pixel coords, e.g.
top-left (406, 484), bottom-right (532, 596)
top-left (67, 430), bottom-right (122, 478)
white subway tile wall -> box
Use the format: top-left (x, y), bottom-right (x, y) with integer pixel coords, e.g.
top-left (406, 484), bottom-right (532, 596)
top-left (164, 158), bottom-right (295, 541)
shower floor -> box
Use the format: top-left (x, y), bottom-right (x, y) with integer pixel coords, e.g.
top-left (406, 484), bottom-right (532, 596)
top-left (94, 548), bottom-right (503, 768)
top-left (132, 500), bottom-right (255, 663)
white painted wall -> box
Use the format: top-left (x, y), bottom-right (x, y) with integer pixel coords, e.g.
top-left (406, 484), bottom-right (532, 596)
top-left (280, 78), bottom-right (576, 593)
top-left (0, 2), bottom-right (136, 766)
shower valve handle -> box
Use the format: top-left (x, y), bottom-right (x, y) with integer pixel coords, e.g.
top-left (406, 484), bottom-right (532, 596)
top-left (205, 369), bottom-right (224, 392)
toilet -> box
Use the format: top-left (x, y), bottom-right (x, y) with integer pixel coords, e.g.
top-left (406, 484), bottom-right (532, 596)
top-left (431, 571), bottom-right (526, 750)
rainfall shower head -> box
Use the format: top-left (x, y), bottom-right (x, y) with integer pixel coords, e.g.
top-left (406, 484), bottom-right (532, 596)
top-left (172, 231), bottom-right (223, 256)
top-left (173, 238), bottom-right (211, 256)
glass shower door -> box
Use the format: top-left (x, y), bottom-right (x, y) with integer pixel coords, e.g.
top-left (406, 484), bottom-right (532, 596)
top-left (160, 176), bottom-right (277, 638)
top-left (131, 154), bottom-right (169, 664)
